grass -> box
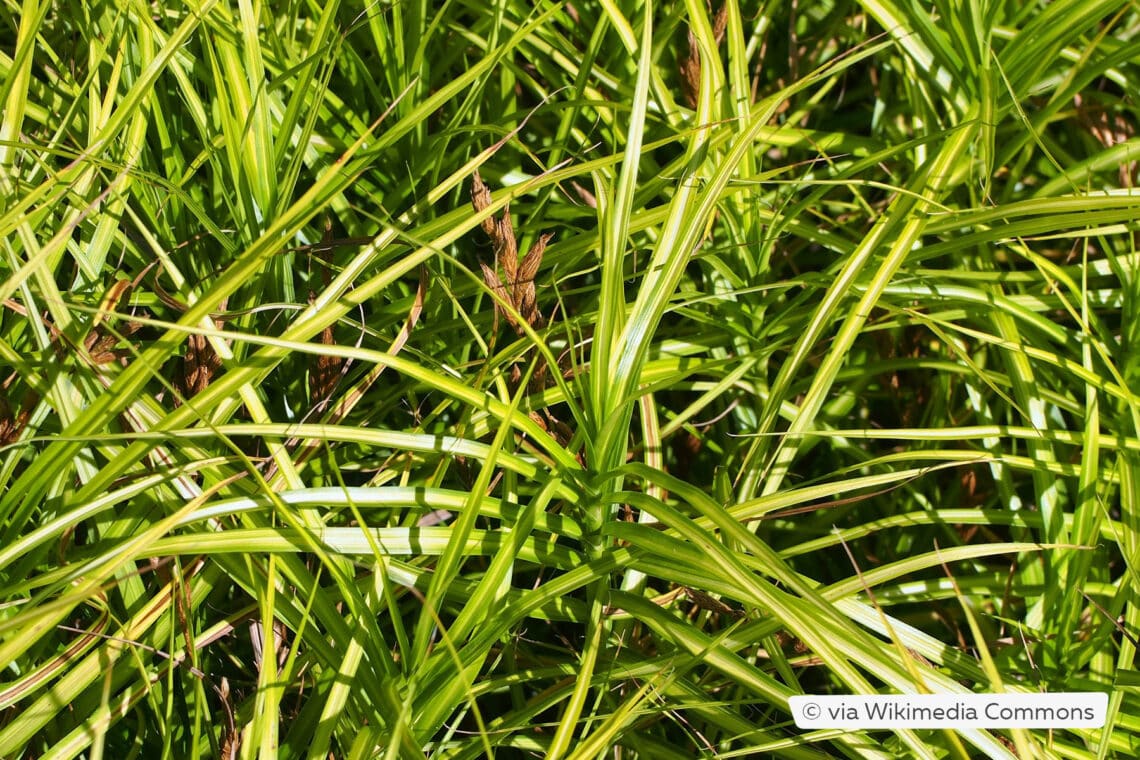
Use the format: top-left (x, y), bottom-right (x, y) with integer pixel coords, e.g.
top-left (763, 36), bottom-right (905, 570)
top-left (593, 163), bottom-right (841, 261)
top-left (2, 0), bottom-right (1140, 757)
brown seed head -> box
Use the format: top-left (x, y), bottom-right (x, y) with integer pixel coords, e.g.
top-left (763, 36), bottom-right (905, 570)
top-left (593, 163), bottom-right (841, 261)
top-left (471, 171), bottom-right (496, 237)
top-left (494, 206), bottom-right (518, 280)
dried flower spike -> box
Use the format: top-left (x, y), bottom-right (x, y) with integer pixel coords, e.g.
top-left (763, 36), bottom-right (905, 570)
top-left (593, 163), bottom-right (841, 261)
top-left (471, 170), bottom-right (496, 237)
top-left (471, 171), bottom-right (553, 335)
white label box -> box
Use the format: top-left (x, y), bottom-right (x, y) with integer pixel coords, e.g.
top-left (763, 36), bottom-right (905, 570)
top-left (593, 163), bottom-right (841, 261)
top-left (790, 693), bottom-right (1108, 729)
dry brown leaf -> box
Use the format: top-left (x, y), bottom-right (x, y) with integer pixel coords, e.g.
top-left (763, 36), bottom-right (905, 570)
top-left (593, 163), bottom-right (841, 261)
top-left (218, 676), bottom-right (239, 759)
top-left (571, 181), bottom-right (597, 208)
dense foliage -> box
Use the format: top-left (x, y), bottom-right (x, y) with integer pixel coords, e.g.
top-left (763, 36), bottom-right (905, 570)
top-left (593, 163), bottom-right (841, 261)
top-left (2, 1), bottom-right (1140, 757)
